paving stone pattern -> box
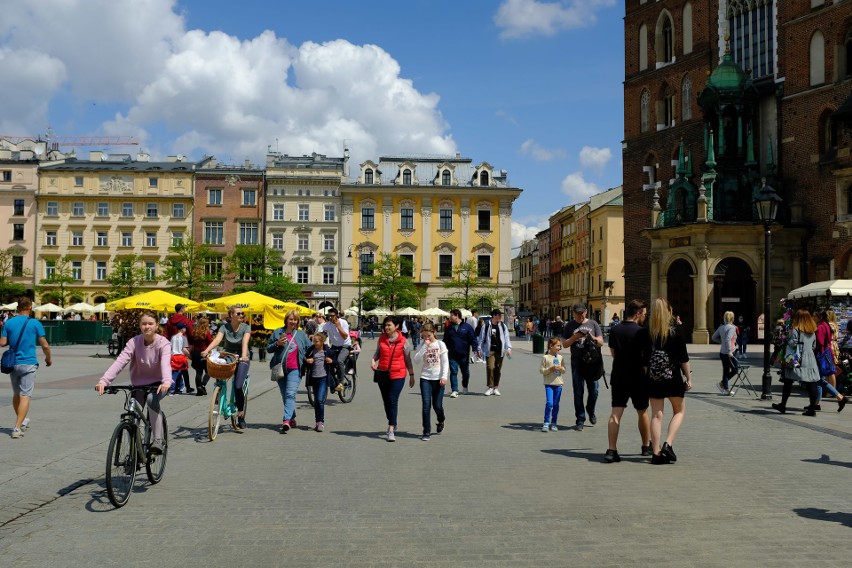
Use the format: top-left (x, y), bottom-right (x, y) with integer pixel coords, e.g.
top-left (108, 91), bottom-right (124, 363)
top-left (0, 342), bottom-right (850, 567)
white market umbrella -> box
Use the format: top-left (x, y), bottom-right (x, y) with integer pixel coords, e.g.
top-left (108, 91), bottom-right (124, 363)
top-left (422, 307), bottom-right (450, 317)
top-left (33, 302), bottom-right (64, 312)
top-left (343, 307), bottom-right (361, 317)
top-left (459, 308), bottom-right (473, 318)
top-left (365, 308), bottom-right (391, 316)
top-left (395, 307), bottom-right (422, 316)
top-left (0, 302), bottom-right (18, 310)
top-left (92, 303), bottom-right (106, 313)
top-left (786, 280), bottom-right (852, 300)
top-left (64, 302), bottom-right (97, 313)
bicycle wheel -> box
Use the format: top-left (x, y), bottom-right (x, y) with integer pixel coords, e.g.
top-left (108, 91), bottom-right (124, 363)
top-left (145, 414), bottom-right (168, 484)
top-left (105, 422), bottom-right (137, 508)
top-left (338, 370), bottom-right (356, 403)
top-left (231, 378), bottom-right (249, 431)
top-left (208, 384), bottom-right (223, 441)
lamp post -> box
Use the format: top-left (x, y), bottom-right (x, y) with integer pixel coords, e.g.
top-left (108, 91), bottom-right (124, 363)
top-left (754, 183), bottom-right (782, 400)
top-left (348, 244), bottom-right (363, 330)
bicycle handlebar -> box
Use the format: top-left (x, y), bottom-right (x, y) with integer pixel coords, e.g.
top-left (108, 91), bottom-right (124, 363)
top-left (104, 384), bottom-right (162, 395)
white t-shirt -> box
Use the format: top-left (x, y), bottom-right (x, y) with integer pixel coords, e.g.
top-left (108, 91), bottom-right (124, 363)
top-left (322, 318), bottom-right (352, 347)
top-left (413, 339), bottom-right (449, 381)
top-left (170, 333), bottom-right (188, 355)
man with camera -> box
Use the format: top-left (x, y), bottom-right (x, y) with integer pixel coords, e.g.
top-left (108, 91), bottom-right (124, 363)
top-left (561, 302), bottom-right (604, 431)
top-left (321, 307), bottom-right (352, 392)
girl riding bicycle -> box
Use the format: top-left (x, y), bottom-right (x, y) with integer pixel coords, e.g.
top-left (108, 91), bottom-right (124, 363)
top-left (95, 311), bottom-right (171, 454)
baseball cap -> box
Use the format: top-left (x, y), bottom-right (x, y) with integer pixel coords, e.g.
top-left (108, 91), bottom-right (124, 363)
top-left (573, 302), bottom-right (587, 313)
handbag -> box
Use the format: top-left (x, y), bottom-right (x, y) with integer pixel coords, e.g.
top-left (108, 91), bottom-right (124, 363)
top-left (2, 317), bottom-right (32, 374)
top-left (816, 349), bottom-right (836, 377)
top-left (373, 341), bottom-right (397, 383)
top-left (270, 336), bottom-right (291, 381)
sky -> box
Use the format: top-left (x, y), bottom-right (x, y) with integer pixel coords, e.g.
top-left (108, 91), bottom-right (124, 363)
top-left (0, 0), bottom-right (624, 249)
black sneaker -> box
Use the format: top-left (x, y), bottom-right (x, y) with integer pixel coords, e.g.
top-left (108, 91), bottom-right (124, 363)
top-left (237, 416), bottom-right (247, 430)
top-left (436, 421), bottom-right (445, 433)
top-left (604, 449), bottom-right (621, 463)
top-left (651, 453), bottom-right (671, 465)
top-left (661, 442), bottom-right (677, 463)
top-left (575, 423), bottom-right (584, 431)
top-left (641, 444), bottom-right (653, 456)
top-left (771, 403), bottom-right (786, 414)
top-left (839, 397), bottom-right (848, 413)
top-left (586, 409), bottom-right (597, 425)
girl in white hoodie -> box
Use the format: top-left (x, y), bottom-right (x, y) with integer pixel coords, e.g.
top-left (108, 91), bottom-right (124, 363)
top-left (413, 322), bottom-right (449, 441)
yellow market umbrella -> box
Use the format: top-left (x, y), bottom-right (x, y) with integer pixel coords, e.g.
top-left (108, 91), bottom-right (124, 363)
top-left (106, 290), bottom-right (201, 312)
top-left (200, 291), bottom-right (312, 329)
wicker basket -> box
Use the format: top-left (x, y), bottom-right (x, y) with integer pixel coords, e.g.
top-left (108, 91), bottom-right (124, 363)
top-left (206, 352), bottom-right (238, 380)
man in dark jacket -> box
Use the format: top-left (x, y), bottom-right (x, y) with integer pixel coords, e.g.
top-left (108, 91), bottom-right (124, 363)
top-left (165, 304), bottom-right (193, 339)
top-left (443, 308), bottom-right (480, 398)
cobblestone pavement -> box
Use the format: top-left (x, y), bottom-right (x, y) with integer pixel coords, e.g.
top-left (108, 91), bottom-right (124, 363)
top-left (0, 340), bottom-right (850, 567)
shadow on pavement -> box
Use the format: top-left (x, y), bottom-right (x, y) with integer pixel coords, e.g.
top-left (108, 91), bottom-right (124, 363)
top-left (794, 507), bottom-right (852, 528)
top-left (541, 448), bottom-right (603, 462)
top-left (502, 422), bottom-right (548, 431)
top-left (801, 454), bottom-right (852, 469)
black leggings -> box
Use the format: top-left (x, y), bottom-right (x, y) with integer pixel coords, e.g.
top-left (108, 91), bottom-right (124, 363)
top-left (780, 379), bottom-right (818, 408)
top-left (234, 360), bottom-right (250, 412)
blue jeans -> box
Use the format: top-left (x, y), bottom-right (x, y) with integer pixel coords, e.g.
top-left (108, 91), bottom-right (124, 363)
top-left (816, 377), bottom-right (841, 401)
top-left (544, 384), bottom-right (563, 424)
top-left (310, 375), bottom-right (328, 422)
top-left (420, 379), bottom-right (446, 435)
top-left (377, 377), bottom-right (405, 427)
top-left (277, 368), bottom-right (301, 422)
top-left (571, 365), bottom-right (599, 424)
top-left (449, 355), bottom-right (470, 393)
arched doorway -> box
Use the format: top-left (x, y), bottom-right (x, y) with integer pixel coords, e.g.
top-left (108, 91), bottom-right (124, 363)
top-left (317, 300), bottom-right (335, 311)
top-left (667, 259), bottom-right (694, 343)
top-left (713, 257), bottom-right (755, 330)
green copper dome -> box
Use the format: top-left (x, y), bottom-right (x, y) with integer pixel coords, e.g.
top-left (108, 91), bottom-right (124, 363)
top-left (706, 54), bottom-right (749, 91)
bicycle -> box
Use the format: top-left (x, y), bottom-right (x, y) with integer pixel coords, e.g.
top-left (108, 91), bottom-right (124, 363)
top-left (103, 385), bottom-right (168, 508)
top-left (207, 360), bottom-right (250, 441)
top-left (307, 349), bottom-right (357, 406)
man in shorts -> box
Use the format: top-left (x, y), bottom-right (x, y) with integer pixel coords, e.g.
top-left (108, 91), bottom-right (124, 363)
top-left (0, 297), bottom-right (52, 438)
top-left (604, 299), bottom-right (652, 462)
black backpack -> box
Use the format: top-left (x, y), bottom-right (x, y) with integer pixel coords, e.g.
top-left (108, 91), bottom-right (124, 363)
top-left (648, 344), bottom-right (674, 381)
top-left (577, 336), bottom-right (603, 380)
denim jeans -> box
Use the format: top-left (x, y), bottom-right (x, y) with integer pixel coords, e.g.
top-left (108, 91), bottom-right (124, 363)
top-left (277, 368), bottom-right (301, 422)
top-left (420, 379), bottom-right (446, 435)
top-left (571, 365), bottom-right (598, 424)
top-left (816, 377), bottom-right (841, 400)
top-left (544, 384), bottom-right (563, 424)
top-left (377, 377), bottom-right (405, 427)
top-left (449, 355), bottom-right (470, 393)
top-left (719, 353), bottom-right (736, 389)
top-left (310, 375), bottom-right (328, 422)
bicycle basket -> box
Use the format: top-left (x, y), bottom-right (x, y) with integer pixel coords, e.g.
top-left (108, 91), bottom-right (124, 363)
top-left (206, 352), bottom-right (238, 380)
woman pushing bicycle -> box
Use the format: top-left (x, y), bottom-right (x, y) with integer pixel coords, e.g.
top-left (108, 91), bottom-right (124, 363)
top-left (95, 310), bottom-right (172, 454)
top-left (201, 305), bottom-right (251, 431)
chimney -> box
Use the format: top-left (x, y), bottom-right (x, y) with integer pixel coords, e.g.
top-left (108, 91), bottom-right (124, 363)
top-left (90, 150), bottom-right (104, 161)
top-left (166, 155), bottom-right (179, 162)
top-left (136, 151), bottom-right (150, 162)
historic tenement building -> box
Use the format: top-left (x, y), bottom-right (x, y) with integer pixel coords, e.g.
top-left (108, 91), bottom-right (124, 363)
top-left (624, 0), bottom-right (852, 343)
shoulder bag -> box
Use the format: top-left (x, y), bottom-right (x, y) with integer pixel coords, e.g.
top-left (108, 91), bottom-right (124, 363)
top-left (373, 341), bottom-right (398, 383)
top-left (270, 335), bottom-right (291, 381)
top-left (2, 318), bottom-right (33, 374)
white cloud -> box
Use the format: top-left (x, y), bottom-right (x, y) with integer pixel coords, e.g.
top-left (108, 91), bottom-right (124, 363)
top-left (578, 145), bottom-right (612, 174)
top-left (519, 138), bottom-right (567, 161)
top-left (494, 0), bottom-right (616, 40)
top-left (511, 219), bottom-right (549, 250)
top-left (0, 47), bottom-right (67, 133)
top-left (561, 171), bottom-right (601, 203)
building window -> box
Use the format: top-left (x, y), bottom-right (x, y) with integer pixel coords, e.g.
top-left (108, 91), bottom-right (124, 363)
top-left (208, 188), bottom-right (222, 205)
top-left (96, 231), bottom-right (108, 247)
top-left (74, 176), bottom-right (83, 187)
top-left (145, 232), bottom-right (157, 247)
top-left (364, 169), bottom-right (374, 184)
top-left (657, 13), bottom-right (674, 63)
top-left (242, 189), bottom-right (256, 206)
top-left (273, 203), bottom-right (284, 221)
top-left (271, 232), bottom-right (284, 250)
top-left (296, 266), bottom-right (309, 284)
top-left (46, 201), bottom-right (58, 216)
top-left (442, 170), bottom-right (451, 186)
top-left (480, 171), bottom-right (489, 186)
top-left (239, 222), bottom-right (258, 245)
top-left (12, 256), bottom-right (23, 277)
top-left (45, 230), bottom-right (57, 246)
top-left (400, 254), bottom-right (414, 278)
top-left (401, 208), bottom-right (414, 230)
top-left (360, 252), bottom-right (375, 276)
top-left (323, 234), bottom-right (335, 252)
top-left (172, 231), bottom-right (183, 247)
top-left (361, 207), bottom-right (375, 229)
top-left (145, 261), bottom-right (156, 281)
top-left (681, 75), bottom-right (692, 121)
top-left (12, 224), bottom-right (24, 240)
top-left (149, 177), bottom-right (158, 188)
top-left (172, 203), bottom-right (185, 218)
top-left (324, 204), bottom-right (335, 222)
top-left (820, 112), bottom-right (838, 157)
top-left (323, 266), bottom-right (335, 285)
top-left (477, 255), bottom-right (491, 278)
top-left (810, 30), bottom-right (825, 86)
top-left (146, 203), bottom-right (158, 218)
top-left (402, 169), bottom-right (412, 185)
top-left (640, 90), bottom-right (650, 133)
top-left (728, 0), bottom-right (775, 79)
top-left (121, 232), bottom-right (133, 247)
top-left (478, 210), bottom-right (491, 231)
top-left (95, 261), bottom-right (107, 280)
top-left (71, 261), bottom-right (82, 281)
top-left (658, 84), bottom-right (675, 129)
top-left (205, 256), bottom-right (223, 279)
top-left (72, 231), bottom-right (83, 246)
top-left (683, 2), bottom-right (693, 54)
top-left (297, 234), bottom-right (309, 251)
top-left (439, 208), bottom-right (453, 231)
top-left (122, 202), bottom-right (133, 217)
top-left (45, 260), bottom-right (56, 279)
top-left (204, 221), bottom-right (224, 245)
top-left (72, 202), bottom-right (84, 217)
top-left (639, 23), bottom-right (648, 70)
top-left (298, 204), bottom-right (309, 221)
top-left (97, 202), bottom-right (109, 217)
top-left (13, 199), bottom-right (24, 216)
top-left (439, 254), bottom-right (453, 278)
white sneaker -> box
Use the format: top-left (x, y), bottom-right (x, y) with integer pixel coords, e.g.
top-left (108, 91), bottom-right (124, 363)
top-left (21, 418), bottom-right (29, 430)
top-left (449, 391), bottom-right (459, 398)
top-left (484, 388), bottom-right (494, 396)
top-left (11, 428), bottom-right (23, 439)
top-left (542, 423), bottom-right (549, 432)
top-left (387, 430), bottom-right (396, 442)
top-left (493, 389), bottom-right (501, 396)
top-left (550, 424), bottom-right (558, 431)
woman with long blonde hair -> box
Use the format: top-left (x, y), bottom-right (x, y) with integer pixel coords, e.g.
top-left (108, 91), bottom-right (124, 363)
top-left (646, 298), bottom-right (692, 465)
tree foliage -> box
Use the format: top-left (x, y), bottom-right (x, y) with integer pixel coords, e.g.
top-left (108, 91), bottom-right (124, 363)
top-left (361, 252), bottom-right (424, 311)
top-left (105, 255), bottom-right (148, 300)
top-left (36, 254), bottom-right (75, 306)
top-left (441, 258), bottom-right (499, 311)
top-left (227, 244), bottom-right (303, 301)
top-left (161, 237), bottom-right (218, 300)
top-left (0, 249), bottom-right (29, 302)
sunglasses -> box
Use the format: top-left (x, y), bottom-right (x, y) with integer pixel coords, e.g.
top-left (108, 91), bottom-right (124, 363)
top-left (234, 312), bottom-right (244, 317)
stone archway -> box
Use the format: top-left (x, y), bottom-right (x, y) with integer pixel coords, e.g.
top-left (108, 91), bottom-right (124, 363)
top-left (713, 257), bottom-right (755, 330)
top-left (667, 259), bottom-right (694, 343)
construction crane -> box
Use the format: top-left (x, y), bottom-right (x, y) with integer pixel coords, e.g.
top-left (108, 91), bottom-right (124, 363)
top-left (0, 128), bottom-right (138, 148)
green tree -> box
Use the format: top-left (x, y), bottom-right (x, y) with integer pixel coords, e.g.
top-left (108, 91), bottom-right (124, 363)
top-left (226, 244), bottom-right (303, 301)
top-left (442, 258), bottom-right (499, 311)
top-left (161, 237), bottom-right (218, 300)
top-left (105, 255), bottom-right (147, 300)
top-left (361, 252), bottom-right (424, 311)
top-left (0, 249), bottom-right (29, 302)
top-left (36, 254), bottom-right (76, 306)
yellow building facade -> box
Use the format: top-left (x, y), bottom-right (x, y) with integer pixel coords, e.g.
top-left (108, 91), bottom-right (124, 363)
top-left (340, 155), bottom-right (522, 311)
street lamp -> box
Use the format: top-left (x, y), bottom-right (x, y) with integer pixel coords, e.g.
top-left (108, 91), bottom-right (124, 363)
top-left (348, 244), bottom-right (363, 329)
top-left (754, 182), bottom-right (782, 400)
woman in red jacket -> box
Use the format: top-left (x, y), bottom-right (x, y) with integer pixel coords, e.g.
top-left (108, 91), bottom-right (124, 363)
top-left (371, 316), bottom-right (414, 442)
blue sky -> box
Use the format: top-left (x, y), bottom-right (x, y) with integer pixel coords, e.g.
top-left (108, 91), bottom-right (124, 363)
top-left (0, 0), bottom-right (624, 247)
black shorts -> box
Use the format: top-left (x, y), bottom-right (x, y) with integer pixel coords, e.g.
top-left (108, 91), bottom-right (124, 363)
top-left (611, 379), bottom-right (649, 410)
